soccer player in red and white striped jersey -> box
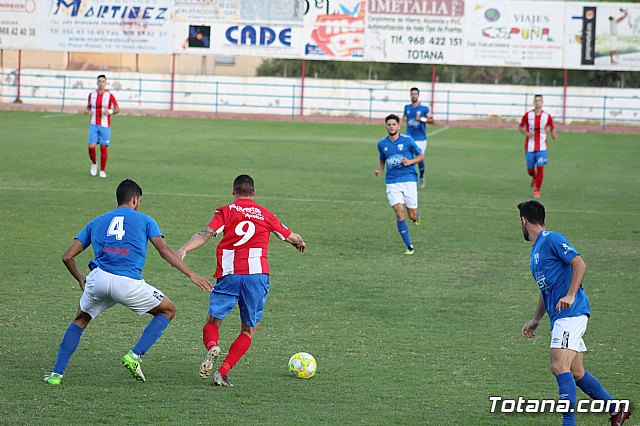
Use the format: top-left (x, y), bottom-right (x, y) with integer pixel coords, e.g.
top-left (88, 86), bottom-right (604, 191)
top-left (84, 75), bottom-right (119, 178)
top-left (178, 175), bottom-right (306, 387)
top-left (519, 94), bottom-right (556, 198)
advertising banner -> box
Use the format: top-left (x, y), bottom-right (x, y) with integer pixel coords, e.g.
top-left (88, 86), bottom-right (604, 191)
top-left (0, 0), bottom-right (41, 49)
top-left (564, 2), bottom-right (640, 70)
top-left (174, 0), bottom-right (304, 56)
top-left (41, 0), bottom-right (174, 53)
top-left (365, 0), bottom-right (465, 64)
top-left (302, 0), bottom-right (365, 60)
top-left (462, 1), bottom-right (565, 68)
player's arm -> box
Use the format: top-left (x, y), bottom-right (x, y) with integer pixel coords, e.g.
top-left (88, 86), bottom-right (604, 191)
top-left (546, 122), bottom-right (556, 140)
top-left (150, 236), bottom-right (212, 292)
top-left (401, 152), bottom-right (424, 166)
top-left (62, 240), bottom-right (87, 290)
top-left (421, 111), bottom-right (435, 124)
top-left (556, 255), bottom-right (586, 312)
top-left (285, 232), bottom-right (306, 253)
top-left (375, 159), bottom-right (385, 177)
top-left (177, 226), bottom-right (217, 260)
top-left (84, 96), bottom-right (91, 115)
top-left (522, 294), bottom-right (546, 338)
top-left (108, 96), bottom-right (120, 116)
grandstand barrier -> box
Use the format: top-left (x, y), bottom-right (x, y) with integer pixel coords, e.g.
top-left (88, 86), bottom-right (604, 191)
top-left (1, 69), bottom-right (639, 128)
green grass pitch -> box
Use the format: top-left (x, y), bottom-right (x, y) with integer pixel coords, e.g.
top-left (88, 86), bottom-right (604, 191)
top-left (0, 111), bottom-right (638, 425)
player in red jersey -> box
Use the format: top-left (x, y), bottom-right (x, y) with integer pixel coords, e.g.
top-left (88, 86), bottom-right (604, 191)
top-left (519, 94), bottom-right (556, 198)
top-left (178, 175), bottom-right (306, 387)
top-left (85, 75), bottom-right (120, 178)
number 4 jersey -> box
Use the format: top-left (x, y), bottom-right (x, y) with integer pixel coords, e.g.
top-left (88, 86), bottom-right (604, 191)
top-left (75, 207), bottom-right (163, 280)
top-left (209, 198), bottom-right (292, 278)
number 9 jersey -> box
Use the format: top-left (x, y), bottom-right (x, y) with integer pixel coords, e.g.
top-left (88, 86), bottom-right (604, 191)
top-left (208, 198), bottom-right (292, 278)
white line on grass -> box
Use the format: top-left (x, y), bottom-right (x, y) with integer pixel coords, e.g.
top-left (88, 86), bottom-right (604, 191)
top-left (428, 126), bottom-right (450, 137)
top-left (1, 186), bottom-right (638, 217)
top-left (41, 113), bottom-right (77, 119)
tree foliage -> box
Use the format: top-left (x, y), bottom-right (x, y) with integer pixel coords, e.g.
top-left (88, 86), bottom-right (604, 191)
top-left (257, 59), bottom-right (640, 88)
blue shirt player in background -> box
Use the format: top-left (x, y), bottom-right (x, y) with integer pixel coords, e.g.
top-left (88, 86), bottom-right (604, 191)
top-left (518, 200), bottom-right (631, 426)
top-left (375, 114), bottom-right (424, 255)
top-left (403, 87), bottom-right (434, 189)
top-left (44, 179), bottom-right (212, 385)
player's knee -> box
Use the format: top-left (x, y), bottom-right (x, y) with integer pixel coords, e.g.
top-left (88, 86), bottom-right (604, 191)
top-left (550, 363), bottom-right (569, 376)
top-left (162, 301), bottom-right (177, 320)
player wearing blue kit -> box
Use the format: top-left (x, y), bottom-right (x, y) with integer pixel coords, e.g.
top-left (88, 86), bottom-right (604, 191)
top-left (403, 87), bottom-right (434, 189)
top-left (375, 114), bottom-right (424, 255)
top-left (518, 200), bottom-right (631, 426)
top-left (44, 179), bottom-right (212, 385)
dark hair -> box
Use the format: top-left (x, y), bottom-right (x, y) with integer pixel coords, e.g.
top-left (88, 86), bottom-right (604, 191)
top-left (233, 174), bottom-right (255, 196)
top-left (517, 200), bottom-right (545, 225)
top-left (97, 74), bottom-right (107, 80)
top-left (534, 94), bottom-right (543, 99)
top-left (410, 87), bottom-right (420, 93)
top-left (385, 114), bottom-right (400, 124)
top-left (116, 179), bottom-right (142, 204)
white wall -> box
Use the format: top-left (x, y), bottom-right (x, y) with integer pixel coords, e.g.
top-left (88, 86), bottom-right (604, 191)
top-left (1, 68), bottom-right (639, 125)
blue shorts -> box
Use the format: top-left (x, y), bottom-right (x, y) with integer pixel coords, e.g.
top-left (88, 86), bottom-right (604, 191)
top-left (525, 151), bottom-right (548, 169)
top-left (88, 124), bottom-right (111, 146)
top-left (209, 274), bottom-right (270, 327)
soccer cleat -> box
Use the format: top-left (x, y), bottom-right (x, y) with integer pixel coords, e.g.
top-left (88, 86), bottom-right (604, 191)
top-left (533, 190), bottom-right (540, 199)
top-left (404, 246), bottom-right (415, 255)
top-left (90, 163), bottom-right (98, 176)
top-left (212, 371), bottom-right (233, 387)
top-left (419, 178), bottom-right (426, 189)
top-left (610, 409), bottom-right (631, 426)
top-left (122, 350), bottom-right (145, 382)
top-left (413, 217), bottom-right (421, 226)
top-left (199, 346), bottom-right (221, 379)
top-left (44, 372), bottom-right (63, 385)
top-left (99, 171), bottom-right (107, 178)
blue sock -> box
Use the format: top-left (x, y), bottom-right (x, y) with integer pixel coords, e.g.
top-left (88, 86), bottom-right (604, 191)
top-left (576, 371), bottom-right (614, 412)
top-left (556, 372), bottom-right (577, 426)
top-left (396, 220), bottom-right (412, 248)
top-left (53, 323), bottom-right (84, 375)
top-left (418, 162), bottom-right (425, 178)
top-left (133, 314), bottom-right (171, 357)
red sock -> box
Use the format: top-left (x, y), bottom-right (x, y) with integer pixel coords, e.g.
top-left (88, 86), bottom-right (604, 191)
top-left (203, 322), bottom-right (219, 350)
top-left (99, 145), bottom-right (108, 171)
top-left (218, 333), bottom-right (252, 376)
top-left (535, 166), bottom-right (544, 190)
top-left (88, 146), bottom-right (97, 164)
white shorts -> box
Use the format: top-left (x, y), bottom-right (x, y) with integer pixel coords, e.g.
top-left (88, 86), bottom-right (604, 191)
top-left (80, 267), bottom-right (164, 318)
top-left (386, 182), bottom-right (418, 209)
top-left (415, 140), bottom-right (427, 156)
top-left (609, 35), bottom-right (617, 51)
top-left (550, 315), bottom-right (588, 352)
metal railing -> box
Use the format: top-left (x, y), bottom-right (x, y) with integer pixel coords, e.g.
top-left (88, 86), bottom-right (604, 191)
top-left (2, 70), bottom-right (639, 129)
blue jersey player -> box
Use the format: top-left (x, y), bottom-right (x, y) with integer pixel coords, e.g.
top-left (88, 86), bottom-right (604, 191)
top-left (375, 114), bottom-right (424, 255)
top-left (518, 200), bottom-right (630, 426)
top-left (403, 87), bottom-right (433, 189)
top-left (44, 179), bottom-right (212, 385)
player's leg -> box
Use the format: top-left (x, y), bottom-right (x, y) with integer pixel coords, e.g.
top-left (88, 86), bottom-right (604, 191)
top-left (387, 184), bottom-right (413, 253)
top-left (88, 125), bottom-right (98, 176)
top-left (214, 275), bottom-right (268, 387)
top-left (46, 268), bottom-right (112, 384)
top-left (109, 274), bottom-right (170, 381)
top-left (404, 182), bottom-right (420, 226)
top-left (202, 275), bottom-right (241, 379)
top-left (416, 140), bottom-right (427, 189)
top-left (525, 152), bottom-right (536, 190)
top-left (534, 152), bottom-right (548, 198)
top-left (45, 308), bottom-right (92, 385)
top-left (201, 313), bottom-right (223, 378)
top-left (98, 128), bottom-right (111, 178)
top-left (550, 315), bottom-right (589, 426)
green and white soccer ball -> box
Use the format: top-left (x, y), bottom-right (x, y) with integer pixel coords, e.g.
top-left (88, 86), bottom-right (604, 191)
top-left (288, 352), bottom-right (316, 379)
